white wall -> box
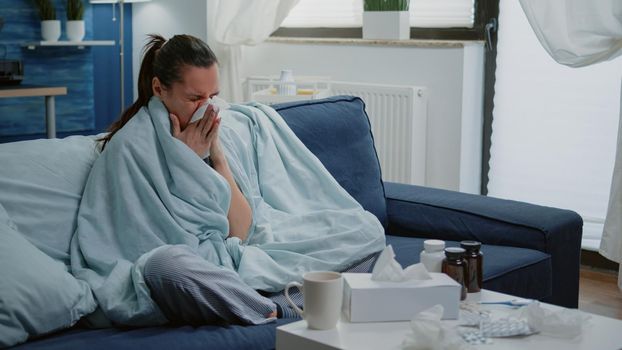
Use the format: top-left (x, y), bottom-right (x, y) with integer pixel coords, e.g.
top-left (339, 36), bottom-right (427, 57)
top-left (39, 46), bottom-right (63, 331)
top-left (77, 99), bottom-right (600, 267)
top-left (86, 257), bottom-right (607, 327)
top-left (131, 0), bottom-right (208, 99)
top-left (242, 42), bottom-right (484, 191)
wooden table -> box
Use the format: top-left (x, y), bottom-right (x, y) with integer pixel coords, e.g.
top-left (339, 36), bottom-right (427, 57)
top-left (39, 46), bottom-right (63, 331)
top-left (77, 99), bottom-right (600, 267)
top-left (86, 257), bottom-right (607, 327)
top-left (0, 85), bottom-right (67, 138)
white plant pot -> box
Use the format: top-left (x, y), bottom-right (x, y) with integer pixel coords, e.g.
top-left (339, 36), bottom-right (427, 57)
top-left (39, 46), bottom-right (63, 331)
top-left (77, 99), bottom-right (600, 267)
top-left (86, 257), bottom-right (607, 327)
top-left (363, 11), bottom-right (410, 40)
top-left (66, 20), bottom-right (85, 41)
top-left (41, 20), bottom-right (61, 42)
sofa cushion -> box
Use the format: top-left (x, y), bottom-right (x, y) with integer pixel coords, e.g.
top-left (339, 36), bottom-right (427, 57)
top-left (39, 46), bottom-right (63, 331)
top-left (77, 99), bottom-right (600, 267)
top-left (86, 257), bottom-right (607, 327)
top-left (0, 204), bottom-right (97, 348)
top-left (275, 96), bottom-right (388, 228)
top-left (0, 135), bottom-right (100, 264)
top-left (385, 235), bottom-right (553, 301)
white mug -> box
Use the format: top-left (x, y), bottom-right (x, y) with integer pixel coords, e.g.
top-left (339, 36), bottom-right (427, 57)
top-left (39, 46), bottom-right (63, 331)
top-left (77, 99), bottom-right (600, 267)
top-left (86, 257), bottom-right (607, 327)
top-left (284, 271), bottom-right (343, 330)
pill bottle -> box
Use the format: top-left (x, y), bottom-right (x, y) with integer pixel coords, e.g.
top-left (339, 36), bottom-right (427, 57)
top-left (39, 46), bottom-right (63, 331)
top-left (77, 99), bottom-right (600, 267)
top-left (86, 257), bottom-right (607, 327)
top-left (420, 239), bottom-right (445, 273)
top-left (460, 240), bottom-right (483, 293)
top-left (442, 247), bottom-right (467, 300)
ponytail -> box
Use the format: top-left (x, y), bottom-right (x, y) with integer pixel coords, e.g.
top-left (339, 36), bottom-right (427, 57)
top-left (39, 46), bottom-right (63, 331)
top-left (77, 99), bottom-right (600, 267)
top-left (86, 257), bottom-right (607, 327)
top-left (99, 34), bottom-right (166, 150)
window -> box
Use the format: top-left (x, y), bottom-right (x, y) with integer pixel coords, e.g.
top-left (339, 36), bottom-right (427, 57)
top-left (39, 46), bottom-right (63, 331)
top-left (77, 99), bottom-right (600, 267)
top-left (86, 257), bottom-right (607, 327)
top-left (273, 0), bottom-right (486, 41)
top-left (281, 0), bottom-right (363, 28)
top-left (274, 0), bottom-right (501, 205)
top-left (487, 0), bottom-right (622, 251)
top-left (281, 0), bottom-right (474, 28)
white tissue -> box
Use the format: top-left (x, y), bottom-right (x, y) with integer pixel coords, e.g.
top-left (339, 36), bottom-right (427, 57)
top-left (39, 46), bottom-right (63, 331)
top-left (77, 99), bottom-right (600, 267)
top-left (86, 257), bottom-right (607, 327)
top-left (519, 302), bottom-right (590, 338)
top-left (372, 245), bottom-right (432, 282)
top-left (403, 263), bottom-right (432, 280)
top-left (189, 96), bottom-right (230, 124)
top-left (190, 102), bottom-right (210, 124)
top-left (402, 305), bottom-right (465, 350)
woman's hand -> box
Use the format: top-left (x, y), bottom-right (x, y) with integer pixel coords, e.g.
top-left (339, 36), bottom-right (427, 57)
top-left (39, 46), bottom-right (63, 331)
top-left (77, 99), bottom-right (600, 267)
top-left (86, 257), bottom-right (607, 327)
top-left (171, 104), bottom-right (251, 239)
top-left (169, 104), bottom-right (223, 160)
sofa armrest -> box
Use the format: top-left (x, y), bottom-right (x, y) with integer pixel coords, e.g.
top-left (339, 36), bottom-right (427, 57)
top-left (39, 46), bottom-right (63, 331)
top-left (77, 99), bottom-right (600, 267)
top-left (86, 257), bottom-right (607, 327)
top-left (384, 182), bottom-right (583, 308)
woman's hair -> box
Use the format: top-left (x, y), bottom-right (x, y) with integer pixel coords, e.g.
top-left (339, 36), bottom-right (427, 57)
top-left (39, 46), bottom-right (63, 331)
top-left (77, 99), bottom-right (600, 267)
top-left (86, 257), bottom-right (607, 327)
top-left (99, 34), bottom-right (218, 150)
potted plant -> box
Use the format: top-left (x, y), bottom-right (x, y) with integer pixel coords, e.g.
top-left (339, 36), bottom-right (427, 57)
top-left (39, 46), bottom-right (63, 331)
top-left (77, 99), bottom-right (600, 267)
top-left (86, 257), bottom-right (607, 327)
top-left (363, 0), bottom-right (410, 40)
top-left (33, 0), bottom-right (61, 42)
top-left (66, 0), bottom-right (85, 41)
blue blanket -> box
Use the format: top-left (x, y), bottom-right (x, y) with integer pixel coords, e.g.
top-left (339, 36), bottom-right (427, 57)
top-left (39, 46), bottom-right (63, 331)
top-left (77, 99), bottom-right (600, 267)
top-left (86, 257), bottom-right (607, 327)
top-left (70, 97), bottom-right (385, 326)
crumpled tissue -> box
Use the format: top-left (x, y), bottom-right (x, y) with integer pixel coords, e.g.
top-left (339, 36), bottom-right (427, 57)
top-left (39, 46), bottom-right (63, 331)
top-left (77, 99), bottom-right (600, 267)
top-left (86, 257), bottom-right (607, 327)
top-left (372, 245), bottom-right (432, 282)
top-left (402, 305), bottom-right (466, 350)
top-left (518, 302), bottom-right (591, 338)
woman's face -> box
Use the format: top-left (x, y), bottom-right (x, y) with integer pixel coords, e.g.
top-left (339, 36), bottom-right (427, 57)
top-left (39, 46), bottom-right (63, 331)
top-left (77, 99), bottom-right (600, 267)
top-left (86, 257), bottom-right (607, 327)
top-left (153, 64), bottom-right (220, 130)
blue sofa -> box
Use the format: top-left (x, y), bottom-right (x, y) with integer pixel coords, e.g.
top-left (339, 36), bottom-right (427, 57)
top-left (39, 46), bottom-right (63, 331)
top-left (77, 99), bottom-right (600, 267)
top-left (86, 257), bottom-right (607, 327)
top-left (13, 96), bottom-right (582, 349)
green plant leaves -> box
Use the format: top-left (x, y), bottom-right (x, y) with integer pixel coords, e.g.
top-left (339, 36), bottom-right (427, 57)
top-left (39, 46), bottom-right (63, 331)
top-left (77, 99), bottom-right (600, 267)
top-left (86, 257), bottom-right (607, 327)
top-left (364, 0), bottom-right (410, 11)
top-left (33, 0), bottom-right (57, 20)
top-left (66, 0), bottom-right (84, 21)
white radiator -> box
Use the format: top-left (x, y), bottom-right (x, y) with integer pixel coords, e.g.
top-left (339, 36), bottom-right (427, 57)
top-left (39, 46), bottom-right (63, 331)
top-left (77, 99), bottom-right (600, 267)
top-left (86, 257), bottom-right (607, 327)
top-left (245, 77), bottom-right (428, 185)
top-left (331, 81), bottom-right (428, 185)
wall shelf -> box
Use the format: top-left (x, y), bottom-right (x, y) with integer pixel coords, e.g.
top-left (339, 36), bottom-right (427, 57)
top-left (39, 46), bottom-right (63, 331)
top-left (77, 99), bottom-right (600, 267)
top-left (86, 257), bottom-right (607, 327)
top-left (22, 40), bottom-right (115, 50)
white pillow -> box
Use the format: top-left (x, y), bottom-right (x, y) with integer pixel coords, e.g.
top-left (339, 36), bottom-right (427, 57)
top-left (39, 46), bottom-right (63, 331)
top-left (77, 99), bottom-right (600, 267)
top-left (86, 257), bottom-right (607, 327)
top-left (0, 203), bottom-right (97, 347)
top-left (0, 135), bottom-right (101, 264)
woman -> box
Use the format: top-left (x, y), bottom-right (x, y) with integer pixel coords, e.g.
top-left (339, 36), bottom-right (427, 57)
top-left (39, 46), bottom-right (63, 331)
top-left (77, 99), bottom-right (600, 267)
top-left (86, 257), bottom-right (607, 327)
top-left (101, 34), bottom-right (251, 242)
top-left (76, 33), bottom-right (384, 327)
top-left (97, 34), bottom-right (278, 325)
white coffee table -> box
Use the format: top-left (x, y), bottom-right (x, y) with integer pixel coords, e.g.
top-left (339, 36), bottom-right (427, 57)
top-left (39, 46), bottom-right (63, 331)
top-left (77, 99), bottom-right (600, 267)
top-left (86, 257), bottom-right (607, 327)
top-left (276, 289), bottom-right (622, 350)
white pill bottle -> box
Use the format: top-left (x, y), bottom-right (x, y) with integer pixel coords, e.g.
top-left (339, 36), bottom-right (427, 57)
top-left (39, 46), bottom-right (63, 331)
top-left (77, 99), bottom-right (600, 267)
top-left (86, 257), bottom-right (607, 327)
top-left (420, 239), bottom-right (446, 272)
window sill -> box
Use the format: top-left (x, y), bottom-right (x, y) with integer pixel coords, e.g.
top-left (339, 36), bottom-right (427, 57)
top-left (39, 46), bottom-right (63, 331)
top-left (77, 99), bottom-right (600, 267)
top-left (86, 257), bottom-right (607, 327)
top-left (266, 36), bottom-right (482, 48)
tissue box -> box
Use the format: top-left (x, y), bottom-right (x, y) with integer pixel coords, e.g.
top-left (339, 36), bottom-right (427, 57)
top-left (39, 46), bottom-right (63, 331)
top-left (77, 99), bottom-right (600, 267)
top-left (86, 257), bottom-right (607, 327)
top-left (342, 272), bottom-right (461, 323)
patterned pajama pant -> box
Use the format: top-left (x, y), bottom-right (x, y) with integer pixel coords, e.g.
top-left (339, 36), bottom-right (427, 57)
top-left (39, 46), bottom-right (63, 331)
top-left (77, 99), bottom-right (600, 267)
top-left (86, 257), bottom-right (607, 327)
top-left (144, 245), bottom-right (378, 325)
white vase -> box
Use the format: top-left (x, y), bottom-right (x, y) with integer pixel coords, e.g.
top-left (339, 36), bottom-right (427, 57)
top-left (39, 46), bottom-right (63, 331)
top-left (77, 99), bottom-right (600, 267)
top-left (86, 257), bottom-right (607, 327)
top-left (41, 20), bottom-right (61, 42)
top-left (363, 11), bottom-right (410, 40)
top-left (66, 20), bottom-right (85, 42)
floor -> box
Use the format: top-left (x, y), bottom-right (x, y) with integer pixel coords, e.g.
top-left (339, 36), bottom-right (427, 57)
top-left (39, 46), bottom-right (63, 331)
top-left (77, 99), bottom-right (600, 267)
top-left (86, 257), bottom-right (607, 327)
top-left (578, 266), bottom-right (622, 320)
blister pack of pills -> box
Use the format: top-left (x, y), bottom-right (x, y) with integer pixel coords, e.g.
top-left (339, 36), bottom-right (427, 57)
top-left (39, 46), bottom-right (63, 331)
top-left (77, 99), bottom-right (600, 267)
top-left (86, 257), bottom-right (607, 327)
top-left (480, 317), bottom-right (535, 337)
top-left (459, 309), bottom-right (487, 327)
top-left (459, 329), bottom-right (493, 345)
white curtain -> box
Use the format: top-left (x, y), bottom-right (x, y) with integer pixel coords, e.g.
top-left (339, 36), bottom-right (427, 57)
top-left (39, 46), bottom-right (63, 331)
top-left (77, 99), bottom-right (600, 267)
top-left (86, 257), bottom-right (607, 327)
top-left (208, 0), bottom-right (300, 102)
top-left (519, 0), bottom-right (622, 289)
top-left (606, 84), bottom-right (622, 289)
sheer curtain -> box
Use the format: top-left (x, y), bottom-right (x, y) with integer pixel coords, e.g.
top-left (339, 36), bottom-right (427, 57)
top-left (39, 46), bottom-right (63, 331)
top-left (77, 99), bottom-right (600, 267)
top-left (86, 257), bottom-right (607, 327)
top-left (519, 0), bottom-right (622, 290)
top-left (208, 0), bottom-right (300, 102)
